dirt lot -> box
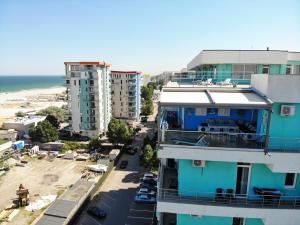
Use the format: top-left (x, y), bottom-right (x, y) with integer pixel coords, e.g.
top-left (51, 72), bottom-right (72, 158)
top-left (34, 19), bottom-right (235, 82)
top-left (0, 158), bottom-right (88, 225)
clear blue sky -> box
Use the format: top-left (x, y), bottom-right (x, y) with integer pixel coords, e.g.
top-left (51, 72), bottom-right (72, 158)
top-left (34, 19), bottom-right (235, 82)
top-left (0, 0), bottom-right (300, 75)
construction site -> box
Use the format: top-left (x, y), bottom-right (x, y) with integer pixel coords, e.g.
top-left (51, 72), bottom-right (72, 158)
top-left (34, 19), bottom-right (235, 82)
top-left (0, 141), bottom-right (116, 225)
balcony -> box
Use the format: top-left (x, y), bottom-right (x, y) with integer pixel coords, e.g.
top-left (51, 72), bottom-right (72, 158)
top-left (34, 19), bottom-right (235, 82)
top-left (161, 130), bottom-right (266, 149)
top-left (128, 96), bottom-right (137, 102)
top-left (157, 188), bottom-right (300, 225)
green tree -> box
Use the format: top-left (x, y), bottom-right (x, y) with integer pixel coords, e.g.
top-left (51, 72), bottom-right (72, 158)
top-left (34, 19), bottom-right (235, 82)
top-left (107, 118), bottom-right (133, 146)
top-left (36, 106), bottom-right (68, 122)
top-left (141, 144), bottom-right (154, 166)
top-left (88, 135), bottom-right (102, 150)
top-left (45, 114), bottom-right (60, 129)
top-left (15, 111), bottom-right (26, 117)
top-left (141, 86), bottom-right (153, 101)
top-left (29, 120), bottom-right (59, 143)
top-left (141, 100), bottom-right (153, 116)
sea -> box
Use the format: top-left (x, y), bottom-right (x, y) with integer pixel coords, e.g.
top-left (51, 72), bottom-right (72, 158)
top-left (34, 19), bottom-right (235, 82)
top-left (0, 75), bottom-right (65, 93)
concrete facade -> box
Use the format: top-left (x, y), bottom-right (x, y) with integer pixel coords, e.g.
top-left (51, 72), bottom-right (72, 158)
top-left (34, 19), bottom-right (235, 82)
top-left (65, 61), bottom-right (111, 137)
top-left (111, 71), bottom-right (141, 120)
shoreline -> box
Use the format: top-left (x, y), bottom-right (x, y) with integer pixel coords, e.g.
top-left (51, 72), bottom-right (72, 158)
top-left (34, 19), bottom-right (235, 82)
top-left (0, 85), bottom-right (65, 94)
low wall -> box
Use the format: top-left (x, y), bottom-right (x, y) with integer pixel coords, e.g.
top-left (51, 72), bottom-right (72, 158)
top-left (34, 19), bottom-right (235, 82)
top-left (0, 141), bottom-right (12, 153)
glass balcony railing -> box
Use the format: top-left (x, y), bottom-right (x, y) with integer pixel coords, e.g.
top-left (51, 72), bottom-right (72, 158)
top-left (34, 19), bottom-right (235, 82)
top-left (158, 188), bottom-right (300, 209)
top-left (160, 130), bottom-right (266, 149)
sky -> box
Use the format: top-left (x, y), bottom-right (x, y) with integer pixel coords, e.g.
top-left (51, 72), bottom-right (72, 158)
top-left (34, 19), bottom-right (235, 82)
top-left (0, 0), bottom-right (300, 75)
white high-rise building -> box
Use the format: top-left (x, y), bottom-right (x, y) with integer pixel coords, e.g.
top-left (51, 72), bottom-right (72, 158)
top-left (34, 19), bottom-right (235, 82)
top-left (65, 61), bottom-right (111, 137)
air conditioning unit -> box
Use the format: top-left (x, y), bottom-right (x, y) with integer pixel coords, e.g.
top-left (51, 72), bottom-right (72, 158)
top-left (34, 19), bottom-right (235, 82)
top-left (280, 105), bottom-right (295, 116)
top-left (192, 160), bottom-right (206, 167)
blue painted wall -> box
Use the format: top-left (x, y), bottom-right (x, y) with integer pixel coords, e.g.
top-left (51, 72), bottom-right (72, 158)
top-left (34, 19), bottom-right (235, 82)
top-left (249, 164), bottom-right (300, 196)
top-left (268, 103), bottom-right (300, 150)
top-left (178, 160), bottom-right (237, 195)
top-left (177, 215), bottom-right (264, 225)
top-left (177, 215), bottom-right (232, 225)
top-left (182, 108), bottom-right (257, 130)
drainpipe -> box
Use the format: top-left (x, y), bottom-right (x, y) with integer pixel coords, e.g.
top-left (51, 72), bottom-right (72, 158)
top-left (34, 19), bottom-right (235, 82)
top-left (264, 108), bottom-right (272, 155)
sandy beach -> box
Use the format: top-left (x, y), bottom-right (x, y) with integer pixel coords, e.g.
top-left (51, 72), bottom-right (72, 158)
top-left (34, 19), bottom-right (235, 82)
top-left (0, 87), bottom-right (66, 126)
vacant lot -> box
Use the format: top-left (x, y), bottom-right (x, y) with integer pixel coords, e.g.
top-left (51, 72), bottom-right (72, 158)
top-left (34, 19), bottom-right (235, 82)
top-left (0, 158), bottom-right (87, 225)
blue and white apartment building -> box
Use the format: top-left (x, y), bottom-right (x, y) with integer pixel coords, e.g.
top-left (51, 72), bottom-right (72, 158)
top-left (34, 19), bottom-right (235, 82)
top-left (156, 50), bottom-right (300, 225)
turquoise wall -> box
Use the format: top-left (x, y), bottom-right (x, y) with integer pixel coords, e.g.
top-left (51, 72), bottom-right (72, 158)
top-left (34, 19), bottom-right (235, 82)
top-left (177, 215), bottom-right (264, 225)
top-left (216, 64), bottom-right (232, 82)
top-left (268, 103), bottom-right (300, 150)
top-left (79, 78), bottom-right (91, 130)
top-left (177, 215), bottom-right (232, 225)
top-left (288, 60), bottom-right (300, 65)
top-left (178, 160), bottom-right (237, 195)
top-left (245, 218), bottom-right (264, 225)
top-left (249, 164), bottom-right (300, 196)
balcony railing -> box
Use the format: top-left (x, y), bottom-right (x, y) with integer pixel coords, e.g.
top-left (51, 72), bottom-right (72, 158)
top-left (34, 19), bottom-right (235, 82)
top-left (160, 130), bottom-right (266, 149)
top-left (158, 188), bottom-right (300, 209)
top-left (170, 71), bottom-right (256, 85)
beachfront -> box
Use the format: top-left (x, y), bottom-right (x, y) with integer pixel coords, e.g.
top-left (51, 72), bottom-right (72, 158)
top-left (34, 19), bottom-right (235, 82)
top-left (0, 87), bottom-right (66, 126)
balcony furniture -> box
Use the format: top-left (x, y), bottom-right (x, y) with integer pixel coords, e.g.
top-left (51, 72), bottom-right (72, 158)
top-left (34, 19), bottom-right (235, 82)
top-left (225, 189), bottom-right (234, 202)
top-left (215, 188), bottom-right (224, 200)
top-left (207, 123), bottom-right (239, 133)
top-left (171, 134), bottom-right (209, 146)
top-left (253, 187), bottom-right (282, 201)
top-left (201, 78), bottom-right (213, 86)
top-left (217, 78), bottom-right (236, 86)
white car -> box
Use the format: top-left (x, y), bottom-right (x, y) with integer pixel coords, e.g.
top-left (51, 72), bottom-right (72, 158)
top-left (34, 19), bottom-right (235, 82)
top-left (143, 173), bottom-right (157, 180)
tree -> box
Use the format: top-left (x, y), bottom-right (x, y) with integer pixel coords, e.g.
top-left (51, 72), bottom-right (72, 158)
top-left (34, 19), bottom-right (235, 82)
top-left (141, 86), bottom-right (153, 101)
top-left (15, 111), bottom-right (26, 117)
top-left (141, 144), bottom-right (154, 166)
top-left (45, 114), bottom-right (60, 129)
top-left (107, 118), bottom-right (133, 146)
top-left (29, 120), bottom-right (59, 143)
top-left (88, 135), bottom-right (102, 150)
top-left (141, 100), bottom-right (153, 116)
top-left (36, 106), bottom-right (68, 122)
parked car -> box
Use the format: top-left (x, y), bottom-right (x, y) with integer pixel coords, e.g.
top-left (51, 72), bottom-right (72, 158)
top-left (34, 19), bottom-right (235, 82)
top-left (141, 177), bottom-right (157, 184)
top-left (139, 183), bottom-right (157, 192)
top-left (119, 160), bottom-right (128, 169)
top-left (143, 172), bottom-right (156, 179)
top-left (137, 187), bottom-right (156, 196)
top-left (87, 206), bottom-right (107, 219)
top-left (134, 194), bottom-right (156, 204)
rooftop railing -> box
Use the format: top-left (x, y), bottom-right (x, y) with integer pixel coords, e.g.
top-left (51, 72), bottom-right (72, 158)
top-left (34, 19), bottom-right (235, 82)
top-left (158, 188), bottom-right (300, 209)
top-left (169, 71), bottom-right (254, 85)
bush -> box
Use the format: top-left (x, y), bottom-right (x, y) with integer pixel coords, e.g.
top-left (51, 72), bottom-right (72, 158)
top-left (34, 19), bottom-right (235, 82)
top-left (36, 106), bottom-right (68, 122)
top-left (15, 111), bottom-right (26, 117)
top-left (140, 144), bottom-right (154, 166)
top-left (45, 114), bottom-right (60, 129)
top-left (88, 135), bottom-right (102, 150)
top-left (60, 141), bottom-right (88, 153)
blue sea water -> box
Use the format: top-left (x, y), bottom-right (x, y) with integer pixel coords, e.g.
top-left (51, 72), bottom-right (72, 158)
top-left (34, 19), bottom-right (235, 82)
top-left (0, 75), bottom-right (65, 93)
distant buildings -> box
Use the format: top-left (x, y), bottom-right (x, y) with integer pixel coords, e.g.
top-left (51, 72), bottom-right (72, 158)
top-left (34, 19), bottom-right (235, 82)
top-left (111, 71), bottom-right (141, 120)
top-left (64, 61), bottom-right (111, 137)
top-left (156, 49), bottom-right (300, 225)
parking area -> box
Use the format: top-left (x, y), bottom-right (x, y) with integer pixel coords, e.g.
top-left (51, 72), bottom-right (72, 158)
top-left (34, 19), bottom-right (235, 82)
top-left (126, 202), bottom-right (155, 225)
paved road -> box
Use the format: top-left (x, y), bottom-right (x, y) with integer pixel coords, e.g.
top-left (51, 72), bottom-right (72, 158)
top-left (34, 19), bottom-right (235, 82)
top-left (76, 120), bottom-right (157, 225)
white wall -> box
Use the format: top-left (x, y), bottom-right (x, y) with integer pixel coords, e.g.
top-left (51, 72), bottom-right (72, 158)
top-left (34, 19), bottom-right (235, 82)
top-left (251, 74), bottom-right (300, 103)
top-left (157, 201), bottom-right (300, 225)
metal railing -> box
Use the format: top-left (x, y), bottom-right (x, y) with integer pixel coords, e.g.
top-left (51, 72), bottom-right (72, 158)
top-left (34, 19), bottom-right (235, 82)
top-left (169, 71), bottom-right (254, 85)
top-left (158, 188), bottom-right (300, 209)
top-left (159, 129), bottom-right (300, 152)
top-left (161, 130), bottom-right (266, 149)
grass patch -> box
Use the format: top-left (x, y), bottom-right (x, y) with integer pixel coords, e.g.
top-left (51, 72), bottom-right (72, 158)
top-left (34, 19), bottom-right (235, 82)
top-left (0, 139), bottom-right (7, 145)
top-left (60, 141), bottom-right (88, 153)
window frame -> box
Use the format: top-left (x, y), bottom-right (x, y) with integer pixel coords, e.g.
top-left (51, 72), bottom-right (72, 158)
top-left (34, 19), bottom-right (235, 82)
top-left (285, 173), bottom-right (297, 188)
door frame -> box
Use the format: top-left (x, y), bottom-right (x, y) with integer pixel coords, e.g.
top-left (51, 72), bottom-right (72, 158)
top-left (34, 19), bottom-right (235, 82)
top-left (236, 163), bottom-right (252, 197)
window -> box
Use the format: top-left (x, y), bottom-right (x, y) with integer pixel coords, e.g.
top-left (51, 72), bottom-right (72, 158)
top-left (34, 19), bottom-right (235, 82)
top-left (285, 173), bottom-right (296, 188)
top-left (74, 80), bottom-right (76, 86)
top-left (262, 65), bottom-right (269, 74)
top-left (218, 108), bottom-right (230, 116)
top-left (66, 80), bottom-right (70, 84)
top-left (232, 217), bottom-right (244, 225)
top-left (286, 65), bottom-right (292, 75)
top-left (195, 107), bottom-right (207, 116)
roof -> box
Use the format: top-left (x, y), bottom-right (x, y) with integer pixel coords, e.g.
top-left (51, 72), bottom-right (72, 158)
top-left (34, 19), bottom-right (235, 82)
top-left (160, 88), bottom-right (271, 109)
top-left (64, 61), bottom-right (111, 67)
top-left (111, 70), bottom-right (141, 74)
